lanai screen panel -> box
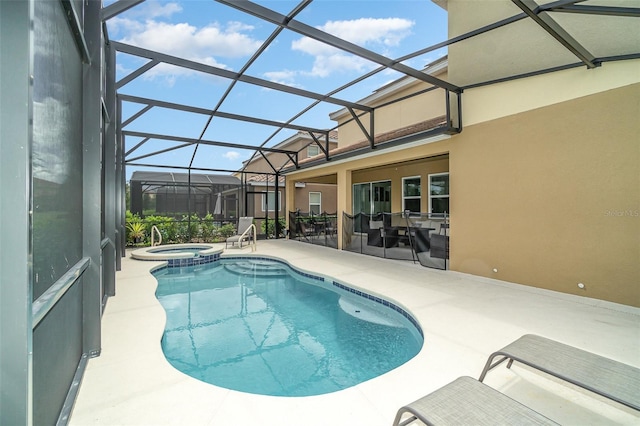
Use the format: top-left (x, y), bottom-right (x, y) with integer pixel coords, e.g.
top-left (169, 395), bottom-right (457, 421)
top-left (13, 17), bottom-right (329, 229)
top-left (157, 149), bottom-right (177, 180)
top-left (31, 1), bottom-right (84, 425)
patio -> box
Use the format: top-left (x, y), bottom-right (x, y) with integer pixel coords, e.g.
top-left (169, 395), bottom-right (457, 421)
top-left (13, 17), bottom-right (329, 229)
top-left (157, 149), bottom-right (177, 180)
top-left (70, 240), bottom-right (639, 426)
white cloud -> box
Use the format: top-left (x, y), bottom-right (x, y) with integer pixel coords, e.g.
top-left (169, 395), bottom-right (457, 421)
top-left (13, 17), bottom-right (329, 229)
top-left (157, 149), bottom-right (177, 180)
top-left (322, 18), bottom-right (413, 47)
top-left (107, 1), bottom-right (182, 36)
top-left (108, 7), bottom-right (263, 84)
top-left (145, 1), bottom-right (182, 19)
top-left (120, 20), bottom-right (261, 61)
top-left (291, 17), bottom-right (414, 78)
top-left (112, 0), bottom-right (182, 22)
top-left (223, 151), bottom-right (241, 161)
top-left (262, 70), bottom-right (304, 88)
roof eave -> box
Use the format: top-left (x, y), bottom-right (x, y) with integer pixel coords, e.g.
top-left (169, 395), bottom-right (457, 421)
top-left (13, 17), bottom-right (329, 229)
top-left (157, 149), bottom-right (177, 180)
top-left (282, 125), bottom-right (453, 174)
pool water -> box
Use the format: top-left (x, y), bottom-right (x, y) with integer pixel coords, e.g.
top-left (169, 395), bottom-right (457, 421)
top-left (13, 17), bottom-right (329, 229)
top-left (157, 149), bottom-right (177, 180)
top-left (154, 258), bottom-right (423, 397)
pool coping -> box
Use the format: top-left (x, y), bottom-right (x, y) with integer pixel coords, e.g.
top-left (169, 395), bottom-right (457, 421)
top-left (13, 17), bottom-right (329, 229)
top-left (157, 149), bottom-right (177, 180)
top-left (130, 243), bottom-right (223, 267)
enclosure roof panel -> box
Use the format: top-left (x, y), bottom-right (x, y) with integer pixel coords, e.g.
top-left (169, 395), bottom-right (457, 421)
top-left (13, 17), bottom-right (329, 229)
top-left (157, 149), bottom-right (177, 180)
top-left (130, 171), bottom-right (240, 185)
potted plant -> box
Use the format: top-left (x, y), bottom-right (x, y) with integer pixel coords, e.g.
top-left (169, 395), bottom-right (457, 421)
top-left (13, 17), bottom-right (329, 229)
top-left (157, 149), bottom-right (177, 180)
top-left (127, 221), bottom-right (146, 244)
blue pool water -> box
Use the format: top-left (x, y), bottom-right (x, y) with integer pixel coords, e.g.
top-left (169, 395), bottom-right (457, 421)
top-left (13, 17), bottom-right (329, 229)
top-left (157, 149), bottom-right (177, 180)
top-left (154, 258), bottom-right (423, 396)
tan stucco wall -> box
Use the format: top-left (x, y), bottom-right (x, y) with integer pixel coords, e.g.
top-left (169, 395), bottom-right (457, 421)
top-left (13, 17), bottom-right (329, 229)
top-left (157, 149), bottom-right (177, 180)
top-left (335, 77), bottom-right (448, 147)
top-left (450, 83), bottom-right (640, 306)
top-left (241, 137), bottom-right (338, 175)
top-left (293, 183), bottom-right (337, 213)
top-left (464, 59), bottom-right (640, 127)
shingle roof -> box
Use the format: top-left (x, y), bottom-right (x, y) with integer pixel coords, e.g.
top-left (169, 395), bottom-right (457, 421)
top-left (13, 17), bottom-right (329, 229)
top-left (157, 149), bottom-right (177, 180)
top-left (295, 115), bottom-right (447, 167)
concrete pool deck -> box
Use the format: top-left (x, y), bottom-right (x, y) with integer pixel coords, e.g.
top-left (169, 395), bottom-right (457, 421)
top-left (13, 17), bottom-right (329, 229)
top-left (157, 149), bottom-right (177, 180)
top-left (70, 240), bottom-right (640, 425)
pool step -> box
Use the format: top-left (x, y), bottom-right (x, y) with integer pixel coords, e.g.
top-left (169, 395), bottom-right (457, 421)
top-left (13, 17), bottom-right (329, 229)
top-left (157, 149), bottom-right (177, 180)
top-left (224, 261), bottom-right (289, 277)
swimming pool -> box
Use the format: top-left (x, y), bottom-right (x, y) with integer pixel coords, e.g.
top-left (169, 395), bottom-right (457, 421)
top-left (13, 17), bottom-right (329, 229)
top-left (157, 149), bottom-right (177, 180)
top-left (153, 257), bottom-right (423, 397)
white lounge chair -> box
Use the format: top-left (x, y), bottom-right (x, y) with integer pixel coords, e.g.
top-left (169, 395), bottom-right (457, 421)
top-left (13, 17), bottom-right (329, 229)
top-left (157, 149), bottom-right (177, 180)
top-left (225, 217), bottom-right (255, 249)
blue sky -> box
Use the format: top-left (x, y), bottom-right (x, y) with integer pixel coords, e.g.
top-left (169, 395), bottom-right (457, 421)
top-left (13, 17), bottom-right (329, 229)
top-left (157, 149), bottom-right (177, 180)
top-left (104, 0), bottom-right (449, 179)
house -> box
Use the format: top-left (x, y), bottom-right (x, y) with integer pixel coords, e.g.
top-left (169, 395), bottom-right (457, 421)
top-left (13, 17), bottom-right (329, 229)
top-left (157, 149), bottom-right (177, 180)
top-left (238, 130), bottom-right (338, 235)
top-left (283, 0), bottom-right (640, 306)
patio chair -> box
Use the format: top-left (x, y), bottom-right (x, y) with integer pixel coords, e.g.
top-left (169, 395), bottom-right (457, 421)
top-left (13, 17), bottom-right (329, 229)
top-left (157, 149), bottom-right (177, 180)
top-left (367, 220), bottom-right (384, 247)
top-left (367, 220), bottom-right (399, 248)
top-left (225, 217), bottom-right (254, 249)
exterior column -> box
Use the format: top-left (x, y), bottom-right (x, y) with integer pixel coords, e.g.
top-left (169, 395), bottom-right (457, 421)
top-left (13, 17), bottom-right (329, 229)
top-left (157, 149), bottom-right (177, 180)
top-left (336, 168), bottom-right (352, 250)
top-left (284, 176), bottom-right (296, 237)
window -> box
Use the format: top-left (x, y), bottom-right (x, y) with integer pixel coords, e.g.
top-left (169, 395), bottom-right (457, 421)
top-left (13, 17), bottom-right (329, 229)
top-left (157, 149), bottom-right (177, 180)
top-left (429, 173), bottom-right (449, 217)
top-left (309, 192), bottom-right (321, 214)
top-left (402, 176), bottom-right (421, 214)
top-left (261, 191), bottom-right (281, 212)
top-left (307, 144), bottom-right (320, 158)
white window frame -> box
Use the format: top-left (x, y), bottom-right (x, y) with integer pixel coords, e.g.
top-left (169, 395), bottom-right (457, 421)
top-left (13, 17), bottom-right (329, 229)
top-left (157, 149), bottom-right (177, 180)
top-left (261, 191), bottom-right (281, 212)
top-left (428, 172), bottom-right (449, 217)
top-left (402, 176), bottom-right (421, 214)
top-left (309, 191), bottom-right (321, 214)
top-left (307, 144), bottom-right (320, 158)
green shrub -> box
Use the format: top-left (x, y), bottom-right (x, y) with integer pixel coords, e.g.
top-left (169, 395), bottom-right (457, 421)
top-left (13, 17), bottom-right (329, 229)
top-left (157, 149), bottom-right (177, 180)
top-left (125, 212), bottom-right (261, 245)
top-left (201, 214), bottom-right (215, 242)
top-left (143, 215), bottom-right (176, 244)
top-left (176, 214), bottom-right (200, 243)
top-left (262, 217), bottom-right (286, 238)
top-left (218, 223), bottom-right (236, 239)
top-left (125, 211), bottom-right (143, 245)
top-left (127, 222), bottom-right (145, 243)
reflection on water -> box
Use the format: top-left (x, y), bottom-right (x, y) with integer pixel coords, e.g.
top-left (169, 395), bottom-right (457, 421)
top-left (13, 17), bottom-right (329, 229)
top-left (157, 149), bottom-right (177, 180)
top-left (155, 259), bottom-right (423, 396)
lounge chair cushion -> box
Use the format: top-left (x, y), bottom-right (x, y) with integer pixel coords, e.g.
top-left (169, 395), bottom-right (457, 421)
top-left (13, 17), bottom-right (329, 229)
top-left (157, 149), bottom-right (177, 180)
top-left (226, 217), bottom-right (254, 248)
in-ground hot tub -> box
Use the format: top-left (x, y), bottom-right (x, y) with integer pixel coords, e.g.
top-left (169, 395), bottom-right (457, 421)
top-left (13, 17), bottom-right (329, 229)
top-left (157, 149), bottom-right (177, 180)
top-left (131, 243), bottom-right (223, 267)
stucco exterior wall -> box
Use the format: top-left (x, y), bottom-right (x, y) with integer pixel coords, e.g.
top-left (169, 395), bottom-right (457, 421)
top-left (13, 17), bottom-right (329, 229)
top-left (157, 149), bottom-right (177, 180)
top-left (463, 59), bottom-right (640, 127)
top-left (449, 82), bottom-right (640, 306)
top-left (293, 183), bottom-right (338, 213)
top-left (242, 136), bottom-right (337, 176)
top-left (334, 77), bottom-right (448, 147)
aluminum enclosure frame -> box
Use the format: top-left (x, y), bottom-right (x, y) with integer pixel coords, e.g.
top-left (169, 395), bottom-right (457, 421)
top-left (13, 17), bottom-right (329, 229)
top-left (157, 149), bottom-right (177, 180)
top-left (105, 0), bottom-right (639, 185)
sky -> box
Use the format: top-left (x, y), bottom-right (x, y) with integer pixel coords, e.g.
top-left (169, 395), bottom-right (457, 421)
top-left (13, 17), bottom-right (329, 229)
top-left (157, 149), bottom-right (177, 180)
top-left (104, 0), bottom-right (449, 180)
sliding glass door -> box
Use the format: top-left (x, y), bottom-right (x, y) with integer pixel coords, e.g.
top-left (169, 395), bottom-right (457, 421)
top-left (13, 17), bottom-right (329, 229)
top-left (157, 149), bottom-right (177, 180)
top-left (353, 181), bottom-right (391, 231)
